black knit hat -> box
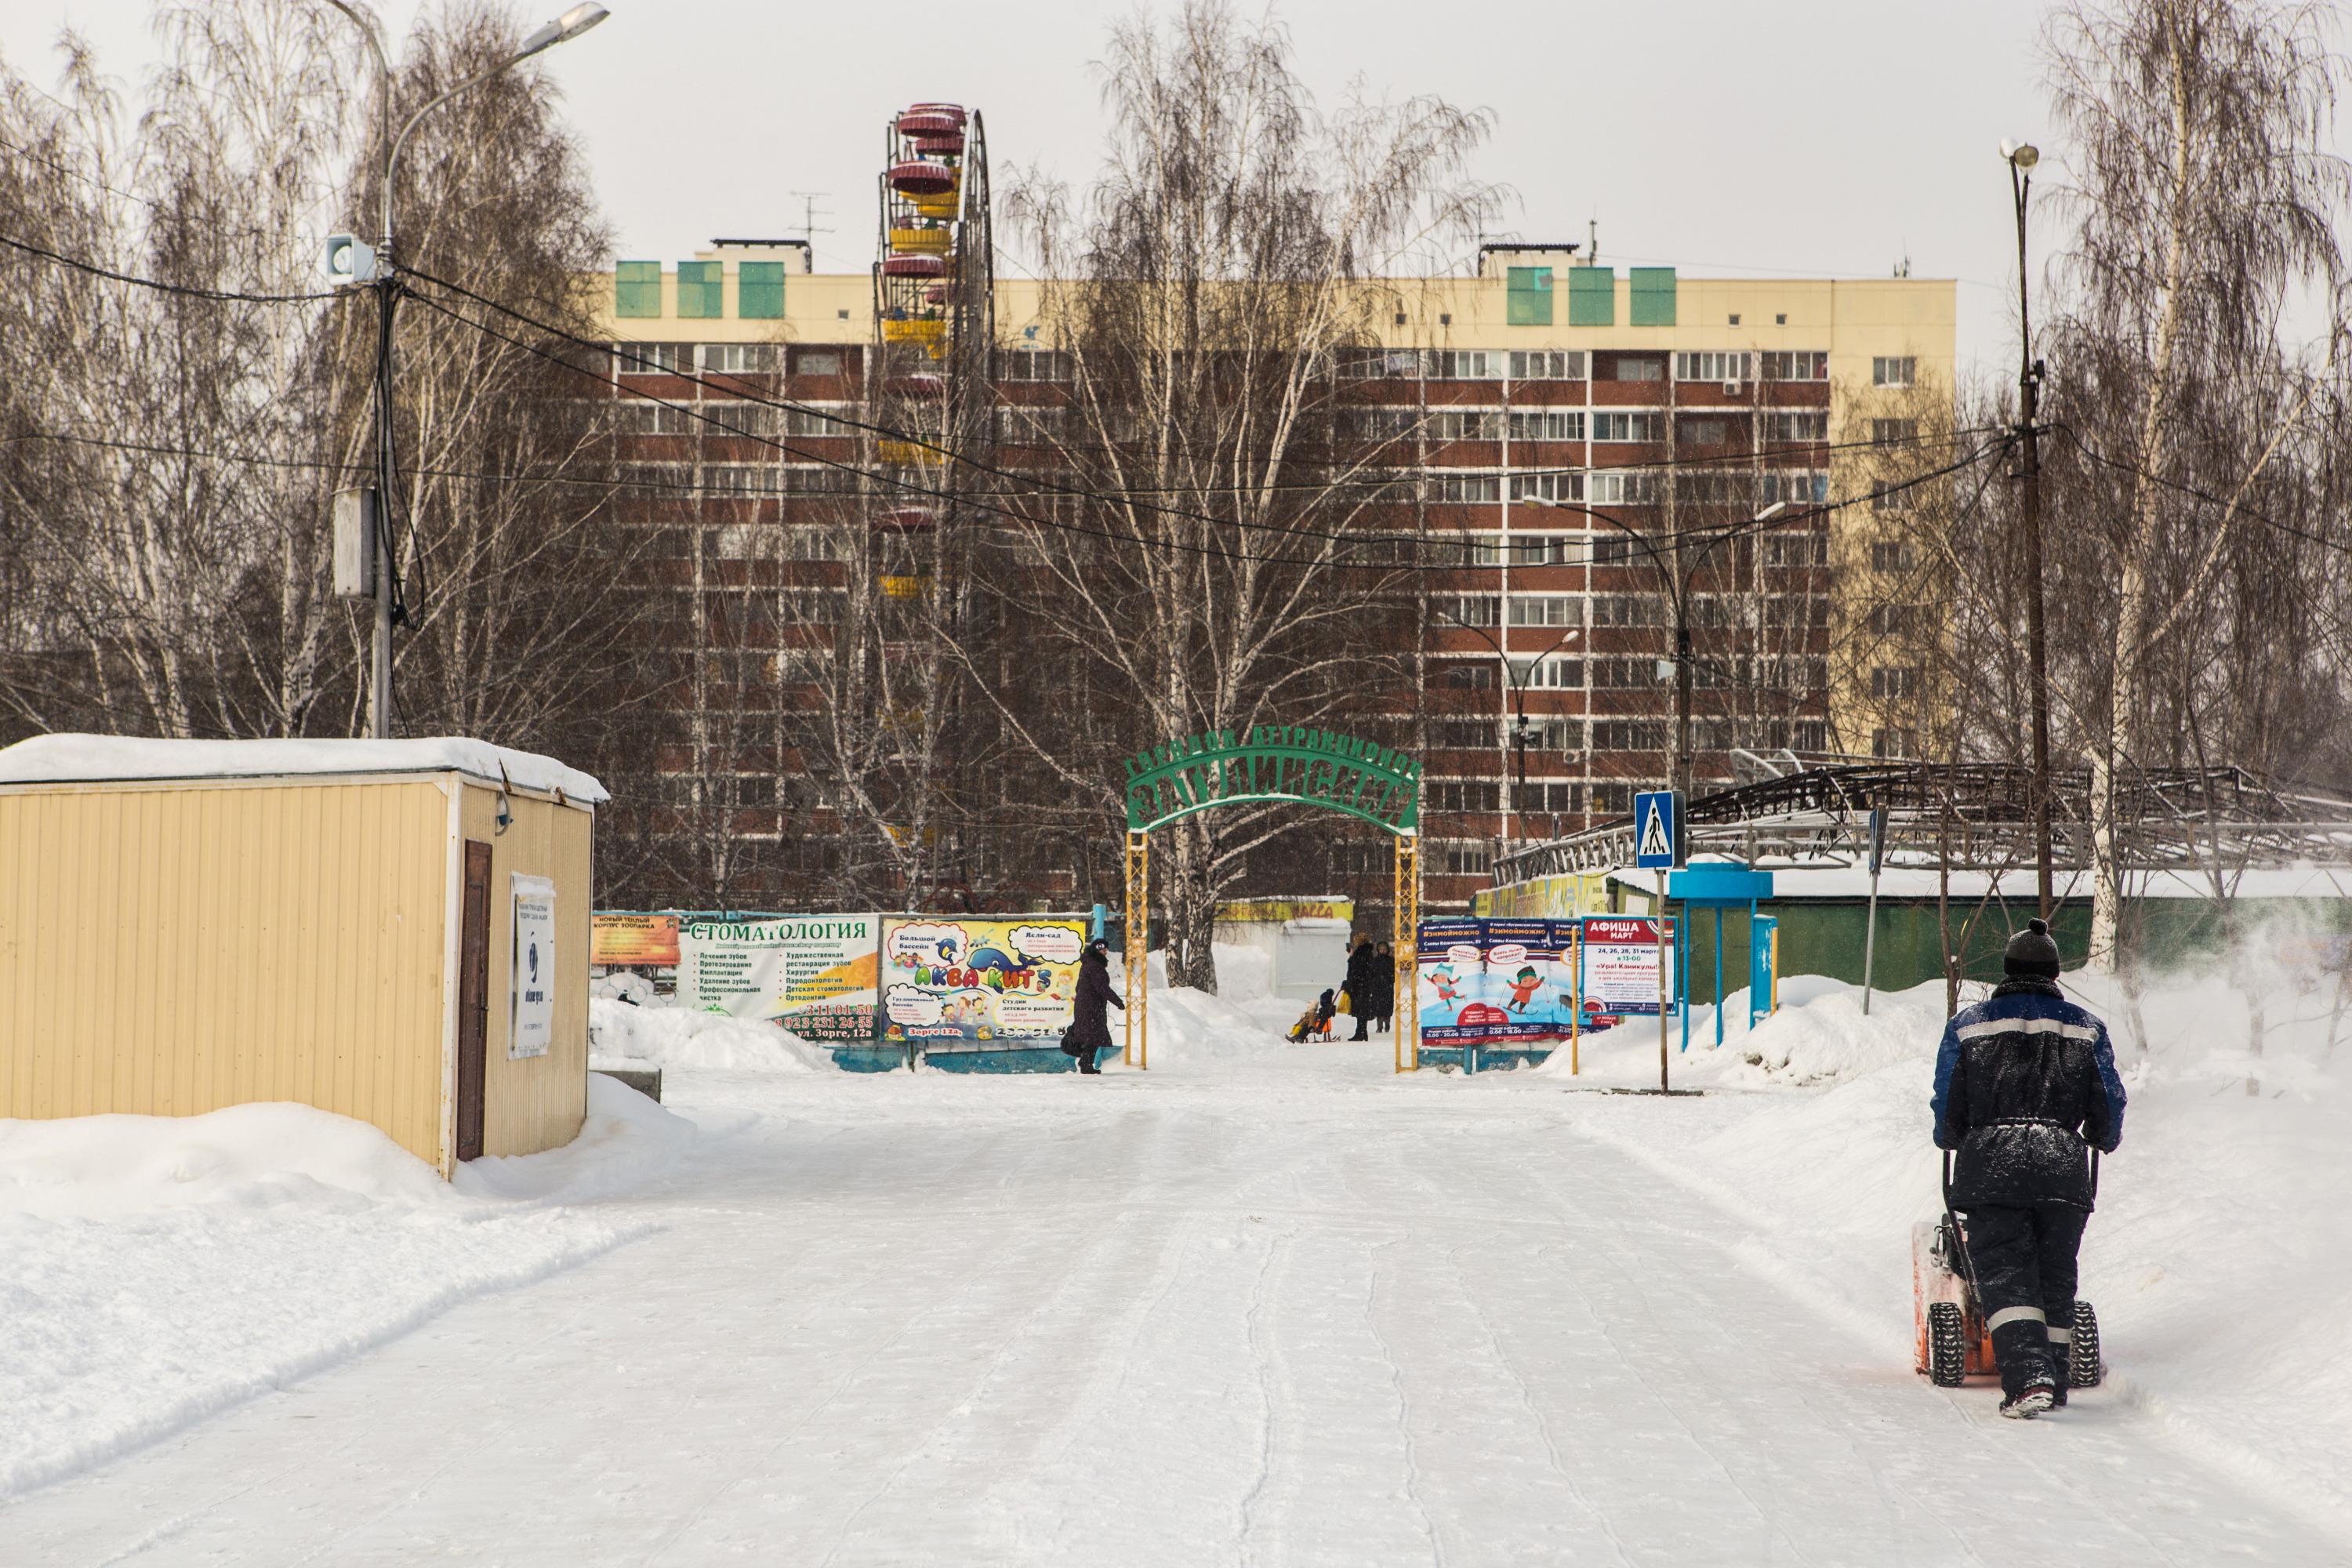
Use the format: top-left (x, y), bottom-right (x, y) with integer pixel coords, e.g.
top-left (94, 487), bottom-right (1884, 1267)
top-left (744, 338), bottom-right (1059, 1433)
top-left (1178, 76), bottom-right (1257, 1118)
top-left (2003, 917), bottom-right (2062, 978)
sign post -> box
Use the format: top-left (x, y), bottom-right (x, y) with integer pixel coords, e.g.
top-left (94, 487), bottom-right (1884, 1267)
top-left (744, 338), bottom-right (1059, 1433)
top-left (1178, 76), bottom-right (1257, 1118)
top-left (1862, 806), bottom-right (1887, 1017)
top-left (1634, 790), bottom-right (1683, 1092)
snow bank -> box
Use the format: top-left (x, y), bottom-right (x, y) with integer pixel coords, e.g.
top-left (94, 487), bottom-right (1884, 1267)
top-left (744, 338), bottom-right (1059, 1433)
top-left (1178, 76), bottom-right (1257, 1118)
top-left (1565, 960), bottom-right (2352, 1532)
top-left (0, 732), bottom-right (608, 803)
top-left (589, 996), bottom-right (830, 1072)
top-left (0, 1077), bottom-right (686, 1500)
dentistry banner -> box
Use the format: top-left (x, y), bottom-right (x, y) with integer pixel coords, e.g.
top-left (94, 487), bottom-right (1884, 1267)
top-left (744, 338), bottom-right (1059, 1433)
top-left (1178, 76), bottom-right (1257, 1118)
top-left (678, 915), bottom-right (881, 1040)
top-left (879, 916), bottom-right (1089, 1051)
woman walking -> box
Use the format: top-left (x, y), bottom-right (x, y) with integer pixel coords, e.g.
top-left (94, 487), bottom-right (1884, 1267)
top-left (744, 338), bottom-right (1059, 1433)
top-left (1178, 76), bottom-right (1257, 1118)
top-left (1062, 938), bottom-right (1124, 1073)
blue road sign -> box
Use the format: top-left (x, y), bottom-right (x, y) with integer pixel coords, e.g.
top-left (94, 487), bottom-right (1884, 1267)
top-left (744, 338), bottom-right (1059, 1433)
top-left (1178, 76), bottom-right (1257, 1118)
top-left (1634, 789), bottom-right (1682, 869)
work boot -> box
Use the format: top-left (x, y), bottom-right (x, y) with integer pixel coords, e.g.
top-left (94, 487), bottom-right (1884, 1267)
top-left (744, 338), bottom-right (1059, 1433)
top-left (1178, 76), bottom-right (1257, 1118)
top-left (1990, 1314), bottom-right (2055, 1414)
top-left (2045, 1322), bottom-right (2072, 1406)
top-left (1999, 1376), bottom-right (2056, 1419)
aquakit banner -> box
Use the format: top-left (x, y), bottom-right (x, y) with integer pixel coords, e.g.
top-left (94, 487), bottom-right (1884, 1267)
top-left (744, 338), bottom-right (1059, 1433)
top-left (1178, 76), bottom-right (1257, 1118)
top-left (1477, 919), bottom-right (1566, 1044)
top-left (880, 916), bottom-right (1088, 1051)
top-left (591, 911), bottom-right (682, 967)
top-left (1416, 918), bottom-right (1496, 1044)
top-left (678, 915), bottom-right (880, 1040)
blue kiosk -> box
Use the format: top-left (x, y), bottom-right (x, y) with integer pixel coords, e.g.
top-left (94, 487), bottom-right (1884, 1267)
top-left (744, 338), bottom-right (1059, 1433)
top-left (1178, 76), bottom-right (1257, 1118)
top-left (1667, 863), bottom-right (1777, 1051)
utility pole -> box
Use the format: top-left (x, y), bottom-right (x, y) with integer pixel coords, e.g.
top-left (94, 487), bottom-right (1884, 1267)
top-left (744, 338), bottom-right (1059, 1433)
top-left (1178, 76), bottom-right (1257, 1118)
top-left (2006, 140), bottom-right (2055, 918)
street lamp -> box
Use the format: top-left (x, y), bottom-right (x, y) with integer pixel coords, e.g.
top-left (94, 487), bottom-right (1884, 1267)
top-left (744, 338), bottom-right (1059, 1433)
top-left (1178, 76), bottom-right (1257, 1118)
top-left (324, 2), bottom-right (611, 738)
top-left (2004, 137), bottom-right (2055, 917)
top-left (1432, 607), bottom-right (1580, 846)
top-left (1526, 494), bottom-right (1791, 805)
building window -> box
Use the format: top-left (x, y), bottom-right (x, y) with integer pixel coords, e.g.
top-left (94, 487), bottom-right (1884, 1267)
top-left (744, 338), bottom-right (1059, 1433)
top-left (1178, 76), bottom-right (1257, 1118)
top-left (1592, 593), bottom-right (1668, 627)
top-left (1339, 347), bottom-right (1421, 379)
top-left (615, 260), bottom-right (662, 318)
top-left (793, 348), bottom-right (844, 376)
top-left (1567, 267), bottom-right (1614, 327)
top-left (1869, 603), bottom-right (1925, 636)
top-left (1629, 266), bottom-right (1677, 326)
top-left (1508, 409), bottom-right (1584, 441)
top-left (1439, 594), bottom-right (1500, 628)
top-left (998, 348), bottom-right (1071, 382)
top-left (1509, 472), bottom-right (1584, 503)
top-left (1871, 417), bottom-right (1920, 446)
top-left (615, 341), bottom-right (691, 376)
top-left (677, 261), bottom-right (723, 319)
top-left (1519, 781), bottom-right (1583, 814)
top-left (1762, 350), bottom-right (1828, 380)
top-left (1870, 539), bottom-right (1916, 573)
top-left (1425, 410), bottom-right (1501, 440)
top-left (1591, 412), bottom-right (1664, 443)
top-left (738, 261), bottom-right (786, 319)
top-left (1762, 531), bottom-right (1829, 567)
top-left (1673, 350), bottom-right (1751, 383)
top-left (702, 343), bottom-right (781, 375)
top-left (1590, 718), bottom-right (1668, 751)
top-left (1506, 265), bottom-right (1554, 326)
top-left (1763, 412), bottom-right (1825, 445)
top-left (1428, 717), bottom-right (1500, 750)
top-left (1870, 666), bottom-right (1921, 699)
top-left (700, 466), bottom-right (768, 497)
top-left (1436, 840), bottom-right (1494, 877)
top-left (1428, 780), bottom-right (1502, 814)
top-left (1762, 471), bottom-right (1830, 505)
top-left (1509, 349), bottom-right (1585, 379)
top-left (1871, 728), bottom-right (1918, 759)
top-left (1424, 350), bottom-right (1494, 380)
top-left (1871, 480), bottom-right (1914, 513)
top-left (1426, 473), bottom-right (1501, 503)
top-left (1507, 595), bottom-right (1581, 628)
top-left (1437, 659), bottom-right (1496, 690)
top-left (1872, 356), bottom-right (1918, 387)
top-left (1510, 655), bottom-right (1582, 689)
top-left (1586, 470), bottom-right (1658, 506)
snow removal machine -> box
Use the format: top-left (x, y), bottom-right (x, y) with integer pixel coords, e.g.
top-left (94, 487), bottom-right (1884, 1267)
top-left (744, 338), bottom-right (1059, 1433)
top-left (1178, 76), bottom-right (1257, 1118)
top-left (1912, 1152), bottom-right (2106, 1391)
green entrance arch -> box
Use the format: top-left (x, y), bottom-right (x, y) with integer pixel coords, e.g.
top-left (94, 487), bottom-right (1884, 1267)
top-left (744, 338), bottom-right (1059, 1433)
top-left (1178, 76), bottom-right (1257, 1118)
top-left (1122, 727), bottom-right (1421, 1071)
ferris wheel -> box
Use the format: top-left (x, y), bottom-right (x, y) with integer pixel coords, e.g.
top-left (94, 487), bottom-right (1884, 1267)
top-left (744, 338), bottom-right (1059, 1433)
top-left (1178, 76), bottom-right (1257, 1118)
top-left (873, 101), bottom-right (993, 524)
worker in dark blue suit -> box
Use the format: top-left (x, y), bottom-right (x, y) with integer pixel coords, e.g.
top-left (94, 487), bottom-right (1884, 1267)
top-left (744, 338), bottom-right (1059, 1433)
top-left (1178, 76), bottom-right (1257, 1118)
top-left (1932, 919), bottom-right (2127, 1417)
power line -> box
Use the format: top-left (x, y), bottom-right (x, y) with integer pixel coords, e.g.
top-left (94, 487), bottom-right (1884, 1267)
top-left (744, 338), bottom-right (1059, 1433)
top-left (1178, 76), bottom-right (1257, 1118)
top-left (0, 230), bottom-right (346, 304)
top-left (2044, 420), bottom-right (2352, 557)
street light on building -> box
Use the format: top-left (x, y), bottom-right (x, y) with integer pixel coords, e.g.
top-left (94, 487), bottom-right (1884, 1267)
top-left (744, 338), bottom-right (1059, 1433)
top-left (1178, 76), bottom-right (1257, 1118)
top-left (324, 2), bottom-right (612, 739)
top-left (2003, 137), bottom-right (2055, 917)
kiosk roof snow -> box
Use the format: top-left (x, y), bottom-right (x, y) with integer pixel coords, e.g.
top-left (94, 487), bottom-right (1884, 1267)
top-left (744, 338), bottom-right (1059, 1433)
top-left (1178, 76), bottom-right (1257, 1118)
top-left (0, 734), bottom-right (608, 804)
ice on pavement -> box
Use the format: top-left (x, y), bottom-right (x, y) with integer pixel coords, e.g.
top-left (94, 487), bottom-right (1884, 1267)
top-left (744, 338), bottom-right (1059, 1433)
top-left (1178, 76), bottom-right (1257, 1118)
top-left (2, 950), bottom-right (2347, 1563)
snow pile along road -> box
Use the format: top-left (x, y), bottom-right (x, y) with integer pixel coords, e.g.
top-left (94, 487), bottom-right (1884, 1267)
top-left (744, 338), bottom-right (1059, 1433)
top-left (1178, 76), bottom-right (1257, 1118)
top-left (589, 996), bottom-right (831, 1073)
top-left (0, 1076), bottom-right (686, 1501)
top-left (1558, 959), bottom-right (2352, 1534)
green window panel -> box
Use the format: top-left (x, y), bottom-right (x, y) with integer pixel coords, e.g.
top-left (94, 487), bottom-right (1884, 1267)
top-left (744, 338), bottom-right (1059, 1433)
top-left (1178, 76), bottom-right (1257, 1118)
top-left (1629, 266), bottom-right (1678, 327)
top-left (1566, 267), bottom-right (1614, 326)
top-left (615, 260), bottom-right (662, 318)
top-left (1505, 266), bottom-right (1553, 326)
top-left (677, 260), bottom-right (722, 318)
top-left (738, 261), bottom-right (786, 319)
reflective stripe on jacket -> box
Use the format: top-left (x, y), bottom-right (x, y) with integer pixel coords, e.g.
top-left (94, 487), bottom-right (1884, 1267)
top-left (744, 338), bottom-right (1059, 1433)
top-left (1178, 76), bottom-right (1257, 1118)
top-left (1930, 981), bottom-right (2125, 1210)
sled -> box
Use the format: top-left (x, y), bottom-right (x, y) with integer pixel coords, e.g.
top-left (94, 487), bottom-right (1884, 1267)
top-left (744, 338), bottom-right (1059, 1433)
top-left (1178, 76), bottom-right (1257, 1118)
top-left (1912, 1151), bottom-right (2105, 1390)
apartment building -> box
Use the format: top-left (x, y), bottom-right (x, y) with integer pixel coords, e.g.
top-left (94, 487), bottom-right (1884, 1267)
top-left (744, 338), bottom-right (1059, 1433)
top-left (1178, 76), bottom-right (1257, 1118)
top-left (587, 242), bottom-right (1955, 910)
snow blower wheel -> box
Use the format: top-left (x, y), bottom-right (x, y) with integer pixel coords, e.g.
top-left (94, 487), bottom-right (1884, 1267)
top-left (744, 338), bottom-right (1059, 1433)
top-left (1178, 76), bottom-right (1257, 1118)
top-left (1925, 1301), bottom-right (1969, 1387)
top-left (2070, 1302), bottom-right (2104, 1388)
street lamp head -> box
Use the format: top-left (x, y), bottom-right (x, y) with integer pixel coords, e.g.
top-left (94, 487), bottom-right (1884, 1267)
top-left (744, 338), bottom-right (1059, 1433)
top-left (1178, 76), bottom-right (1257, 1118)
top-left (2001, 140), bottom-right (2040, 171)
top-left (1753, 500), bottom-right (1788, 522)
top-left (517, 2), bottom-right (608, 59)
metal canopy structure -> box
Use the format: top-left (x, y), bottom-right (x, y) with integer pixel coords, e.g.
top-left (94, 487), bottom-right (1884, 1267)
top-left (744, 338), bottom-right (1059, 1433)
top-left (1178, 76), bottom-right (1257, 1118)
top-left (1495, 760), bottom-right (2352, 884)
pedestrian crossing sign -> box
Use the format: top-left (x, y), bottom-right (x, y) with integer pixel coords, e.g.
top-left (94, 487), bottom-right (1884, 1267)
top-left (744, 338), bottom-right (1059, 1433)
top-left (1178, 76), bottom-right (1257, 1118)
top-left (1634, 789), bottom-right (1682, 869)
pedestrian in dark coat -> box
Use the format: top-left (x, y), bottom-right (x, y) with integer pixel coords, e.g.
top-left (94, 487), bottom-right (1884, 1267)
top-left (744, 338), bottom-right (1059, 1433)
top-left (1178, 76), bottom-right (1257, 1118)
top-left (1930, 918), bottom-right (2126, 1417)
top-left (1370, 941), bottom-right (1396, 1033)
top-left (1342, 935), bottom-right (1377, 1040)
top-left (1062, 939), bottom-right (1123, 1074)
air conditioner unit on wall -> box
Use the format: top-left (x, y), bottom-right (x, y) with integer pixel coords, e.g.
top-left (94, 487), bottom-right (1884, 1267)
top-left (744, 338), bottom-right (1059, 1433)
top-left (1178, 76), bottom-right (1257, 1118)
top-left (1723, 381), bottom-right (1745, 396)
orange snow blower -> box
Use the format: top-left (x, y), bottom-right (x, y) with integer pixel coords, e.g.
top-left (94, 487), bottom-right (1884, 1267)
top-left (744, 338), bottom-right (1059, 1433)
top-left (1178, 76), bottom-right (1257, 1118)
top-left (1912, 1151), bottom-right (2105, 1389)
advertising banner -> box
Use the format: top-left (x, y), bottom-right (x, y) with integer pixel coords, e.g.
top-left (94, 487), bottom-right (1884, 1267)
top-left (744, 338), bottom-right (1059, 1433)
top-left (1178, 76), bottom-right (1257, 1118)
top-left (879, 916), bottom-right (1088, 1051)
top-left (591, 911), bottom-right (681, 967)
top-left (678, 915), bottom-right (880, 1040)
top-left (509, 875), bottom-right (557, 1058)
top-left (1477, 919), bottom-right (1561, 1044)
top-left (1217, 896), bottom-right (1356, 925)
top-left (1416, 917), bottom-right (1499, 1044)
top-left (1578, 916), bottom-right (1679, 1021)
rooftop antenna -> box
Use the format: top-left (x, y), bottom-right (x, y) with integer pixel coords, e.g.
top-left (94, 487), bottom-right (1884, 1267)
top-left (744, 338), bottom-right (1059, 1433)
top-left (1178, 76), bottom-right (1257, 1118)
top-left (1587, 215), bottom-right (1599, 264)
top-left (789, 190), bottom-right (833, 259)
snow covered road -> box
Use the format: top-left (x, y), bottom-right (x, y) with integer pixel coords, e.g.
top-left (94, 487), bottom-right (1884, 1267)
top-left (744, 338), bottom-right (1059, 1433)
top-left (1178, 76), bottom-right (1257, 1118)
top-left (5, 1036), bottom-right (2343, 1566)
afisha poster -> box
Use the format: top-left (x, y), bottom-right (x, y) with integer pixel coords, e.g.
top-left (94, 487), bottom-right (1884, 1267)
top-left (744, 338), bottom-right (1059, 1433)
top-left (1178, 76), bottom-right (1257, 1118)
top-left (879, 916), bottom-right (1088, 1051)
top-left (678, 915), bottom-right (880, 1040)
top-left (1579, 916), bottom-right (1677, 1022)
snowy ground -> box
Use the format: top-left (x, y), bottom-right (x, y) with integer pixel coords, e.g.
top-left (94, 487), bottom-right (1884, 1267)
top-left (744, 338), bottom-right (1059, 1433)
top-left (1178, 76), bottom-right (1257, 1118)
top-left (2, 951), bottom-right (2346, 1565)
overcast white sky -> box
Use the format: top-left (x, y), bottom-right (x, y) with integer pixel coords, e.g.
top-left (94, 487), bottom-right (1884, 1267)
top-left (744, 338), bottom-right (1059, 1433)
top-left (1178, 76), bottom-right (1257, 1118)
top-left (1, 0), bottom-right (2136, 376)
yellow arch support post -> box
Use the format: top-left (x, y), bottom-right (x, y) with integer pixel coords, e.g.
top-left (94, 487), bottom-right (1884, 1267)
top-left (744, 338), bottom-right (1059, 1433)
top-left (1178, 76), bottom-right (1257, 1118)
top-left (1394, 830), bottom-right (1420, 1073)
top-left (1125, 829), bottom-right (1149, 1069)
